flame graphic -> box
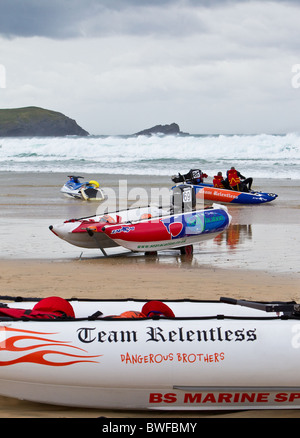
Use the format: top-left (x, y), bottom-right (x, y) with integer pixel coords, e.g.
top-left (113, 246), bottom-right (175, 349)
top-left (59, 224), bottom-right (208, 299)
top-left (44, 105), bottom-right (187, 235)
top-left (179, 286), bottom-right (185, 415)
top-left (0, 326), bottom-right (101, 367)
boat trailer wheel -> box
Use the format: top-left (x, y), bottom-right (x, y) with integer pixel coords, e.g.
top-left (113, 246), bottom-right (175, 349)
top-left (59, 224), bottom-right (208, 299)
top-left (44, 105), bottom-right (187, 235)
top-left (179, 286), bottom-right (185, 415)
top-left (180, 245), bottom-right (193, 255)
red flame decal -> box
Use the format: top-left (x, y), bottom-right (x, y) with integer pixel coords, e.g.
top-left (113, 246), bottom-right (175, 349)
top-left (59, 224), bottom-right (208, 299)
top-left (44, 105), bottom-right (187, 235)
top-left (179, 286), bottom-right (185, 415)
top-left (0, 326), bottom-right (101, 367)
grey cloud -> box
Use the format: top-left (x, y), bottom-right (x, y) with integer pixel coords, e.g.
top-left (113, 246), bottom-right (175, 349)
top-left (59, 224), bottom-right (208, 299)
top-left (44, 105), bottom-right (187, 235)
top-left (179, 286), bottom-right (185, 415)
top-left (1, 0), bottom-right (300, 135)
top-left (0, 0), bottom-right (98, 38)
top-left (0, 0), bottom-right (212, 39)
top-left (1, 0), bottom-right (299, 39)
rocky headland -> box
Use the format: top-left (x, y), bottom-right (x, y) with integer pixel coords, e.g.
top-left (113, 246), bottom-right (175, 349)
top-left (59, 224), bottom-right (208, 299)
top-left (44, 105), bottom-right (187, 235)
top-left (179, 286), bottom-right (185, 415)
top-left (0, 106), bottom-right (89, 137)
top-left (133, 122), bottom-right (189, 136)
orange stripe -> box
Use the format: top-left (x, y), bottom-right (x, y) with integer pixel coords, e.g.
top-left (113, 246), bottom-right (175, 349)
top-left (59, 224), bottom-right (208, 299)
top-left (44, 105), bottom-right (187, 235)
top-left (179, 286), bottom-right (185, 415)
top-left (196, 187), bottom-right (240, 202)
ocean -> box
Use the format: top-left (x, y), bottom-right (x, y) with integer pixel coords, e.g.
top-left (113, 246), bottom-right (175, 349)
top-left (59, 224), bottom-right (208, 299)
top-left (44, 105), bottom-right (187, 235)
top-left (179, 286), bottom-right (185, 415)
top-left (0, 132), bottom-right (300, 179)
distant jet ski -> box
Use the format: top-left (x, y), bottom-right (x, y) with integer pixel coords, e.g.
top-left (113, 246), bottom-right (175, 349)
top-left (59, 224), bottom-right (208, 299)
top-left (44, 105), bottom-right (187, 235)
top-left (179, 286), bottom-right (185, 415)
top-left (60, 176), bottom-right (106, 201)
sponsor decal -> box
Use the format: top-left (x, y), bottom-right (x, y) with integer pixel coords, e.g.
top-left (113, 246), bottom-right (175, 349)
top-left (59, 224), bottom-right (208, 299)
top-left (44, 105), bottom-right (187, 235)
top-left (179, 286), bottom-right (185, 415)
top-left (161, 218), bottom-right (183, 238)
top-left (185, 214), bottom-right (205, 234)
top-left (120, 351), bottom-right (225, 365)
top-left (204, 189), bottom-right (237, 200)
top-left (149, 391), bottom-right (300, 406)
top-left (137, 239), bottom-right (187, 249)
top-left (111, 226), bottom-right (135, 234)
top-left (77, 325), bottom-right (257, 344)
top-left (160, 210), bottom-right (228, 239)
top-left (0, 323), bottom-right (258, 367)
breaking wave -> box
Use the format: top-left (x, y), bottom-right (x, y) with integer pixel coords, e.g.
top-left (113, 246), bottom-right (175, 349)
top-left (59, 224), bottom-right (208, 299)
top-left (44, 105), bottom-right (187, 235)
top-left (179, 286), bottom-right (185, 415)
top-left (0, 132), bottom-right (299, 178)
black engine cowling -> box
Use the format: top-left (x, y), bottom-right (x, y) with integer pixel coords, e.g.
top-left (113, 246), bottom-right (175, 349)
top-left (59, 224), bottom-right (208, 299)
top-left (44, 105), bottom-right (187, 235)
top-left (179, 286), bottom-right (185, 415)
top-left (171, 184), bottom-right (196, 213)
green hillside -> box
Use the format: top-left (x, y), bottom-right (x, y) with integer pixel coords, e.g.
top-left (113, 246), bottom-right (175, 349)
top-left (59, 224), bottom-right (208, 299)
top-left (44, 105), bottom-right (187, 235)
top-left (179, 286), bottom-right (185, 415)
top-left (0, 106), bottom-right (89, 136)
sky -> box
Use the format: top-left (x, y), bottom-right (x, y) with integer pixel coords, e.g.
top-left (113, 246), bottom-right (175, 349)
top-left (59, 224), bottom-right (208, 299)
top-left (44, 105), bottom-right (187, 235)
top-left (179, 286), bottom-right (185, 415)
top-left (0, 0), bottom-right (300, 135)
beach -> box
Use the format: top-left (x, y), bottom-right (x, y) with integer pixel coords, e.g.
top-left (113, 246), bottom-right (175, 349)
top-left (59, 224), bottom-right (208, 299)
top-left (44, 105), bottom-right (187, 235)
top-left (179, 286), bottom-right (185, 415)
top-left (0, 171), bottom-right (299, 418)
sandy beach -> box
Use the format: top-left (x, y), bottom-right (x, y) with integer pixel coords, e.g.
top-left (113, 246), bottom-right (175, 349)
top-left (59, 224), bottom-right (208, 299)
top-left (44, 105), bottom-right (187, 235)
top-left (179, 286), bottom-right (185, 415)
top-left (0, 172), bottom-right (299, 418)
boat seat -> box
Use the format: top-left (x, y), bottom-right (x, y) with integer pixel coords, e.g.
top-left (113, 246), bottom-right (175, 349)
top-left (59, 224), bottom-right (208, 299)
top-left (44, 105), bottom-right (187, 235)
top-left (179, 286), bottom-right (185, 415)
top-left (33, 296), bottom-right (75, 318)
top-left (142, 301), bottom-right (175, 318)
top-left (140, 213), bottom-right (152, 220)
top-left (0, 296), bottom-right (75, 320)
top-left (111, 311), bottom-right (146, 319)
top-left (98, 214), bottom-right (122, 224)
top-left (103, 301), bottom-right (175, 319)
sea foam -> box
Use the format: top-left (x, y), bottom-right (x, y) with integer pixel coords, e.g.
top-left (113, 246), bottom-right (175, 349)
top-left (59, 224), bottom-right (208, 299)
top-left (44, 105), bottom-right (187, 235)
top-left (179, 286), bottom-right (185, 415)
top-left (0, 132), bottom-right (299, 178)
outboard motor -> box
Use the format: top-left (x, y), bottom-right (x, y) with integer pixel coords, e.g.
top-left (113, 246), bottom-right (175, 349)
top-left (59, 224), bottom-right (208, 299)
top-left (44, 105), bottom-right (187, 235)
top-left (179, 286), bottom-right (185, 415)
top-left (171, 184), bottom-right (196, 214)
top-left (183, 169), bottom-right (202, 184)
top-left (171, 169), bottom-right (203, 185)
top-left (171, 173), bottom-right (185, 184)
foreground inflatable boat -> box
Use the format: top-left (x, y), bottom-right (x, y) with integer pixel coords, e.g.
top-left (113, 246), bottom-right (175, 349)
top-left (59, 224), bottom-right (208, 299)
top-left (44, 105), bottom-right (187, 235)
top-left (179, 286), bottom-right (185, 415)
top-left (1, 296), bottom-right (300, 410)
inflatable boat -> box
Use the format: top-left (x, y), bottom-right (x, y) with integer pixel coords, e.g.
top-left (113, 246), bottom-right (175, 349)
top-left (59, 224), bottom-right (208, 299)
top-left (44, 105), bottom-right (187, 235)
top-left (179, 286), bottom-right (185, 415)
top-left (1, 295), bottom-right (300, 410)
top-left (50, 185), bottom-right (231, 256)
top-left (193, 183), bottom-right (278, 204)
top-left (60, 176), bottom-right (106, 201)
top-left (171, 172), bottom-right (277, 204)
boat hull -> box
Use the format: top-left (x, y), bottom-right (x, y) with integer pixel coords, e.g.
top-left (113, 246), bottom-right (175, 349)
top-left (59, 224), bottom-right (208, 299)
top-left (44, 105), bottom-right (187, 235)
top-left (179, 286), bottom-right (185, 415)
top-left (50, 204), bottom-right (231, 254)
top-left (49, 206), bottom-right (169, 250)
top-left (102, 207), bottom-right (231, 252)
top-left (193, 184), bottom-right (278, 204)
top-left (1, 298), bottom-right (300, 410)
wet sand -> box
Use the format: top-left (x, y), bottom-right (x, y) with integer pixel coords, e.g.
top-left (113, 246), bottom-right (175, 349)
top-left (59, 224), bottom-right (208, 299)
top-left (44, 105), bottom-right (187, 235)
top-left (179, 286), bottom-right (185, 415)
top-left (0, 172), bottom-right (299, 418)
